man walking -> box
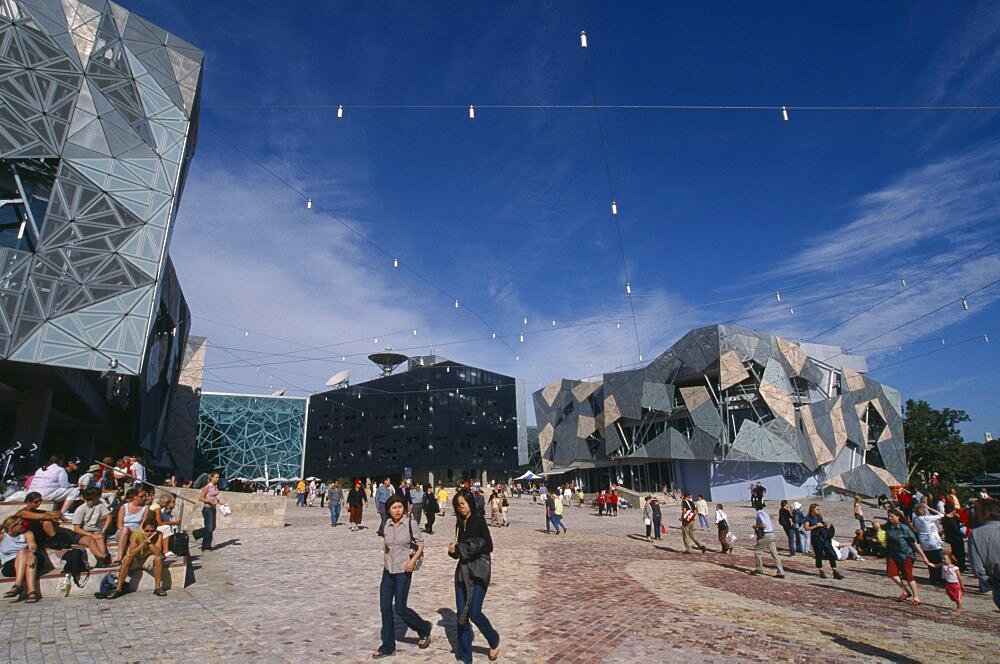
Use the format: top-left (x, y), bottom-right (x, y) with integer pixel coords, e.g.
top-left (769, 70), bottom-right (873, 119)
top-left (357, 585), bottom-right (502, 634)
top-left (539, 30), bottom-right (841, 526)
top-left (681, 493), bottom-right (707, 553)
top-left (970, 498), bottom-right (1000, 610)
top-left (318, 480), bottom-right (327, 508)
top-left (410, 483), bottom-right (424, 525)
top-left (328, 480), bottom-right (344, 527)
top-left (544, 491), bottom-right (556, 533)
top-left (375, 478), bottom-right (392, 536)
top-left (752, 506), bottom-right (785, 578)
top-left (695, 494), bottom-right (710, 530)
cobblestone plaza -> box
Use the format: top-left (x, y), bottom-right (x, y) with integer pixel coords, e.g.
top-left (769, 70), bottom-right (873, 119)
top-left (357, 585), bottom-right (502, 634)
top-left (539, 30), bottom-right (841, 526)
top-left (3, 497), bottom-right (996, 663)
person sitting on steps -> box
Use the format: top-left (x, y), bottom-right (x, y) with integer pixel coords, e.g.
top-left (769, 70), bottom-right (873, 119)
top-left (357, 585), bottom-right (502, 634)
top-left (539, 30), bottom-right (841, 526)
top-left (104, 517), bottom-right (166, 599)
top-left (1, 515), bottom-right (43, 604)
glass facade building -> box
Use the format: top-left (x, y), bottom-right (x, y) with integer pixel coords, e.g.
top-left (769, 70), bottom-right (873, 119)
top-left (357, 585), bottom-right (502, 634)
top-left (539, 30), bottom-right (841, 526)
top-left (304, 357), bottom-right (527, 484)
top-left (0, 0), bottom-right (202, 467)
top-left (195, 393), bottom-right (307, 481)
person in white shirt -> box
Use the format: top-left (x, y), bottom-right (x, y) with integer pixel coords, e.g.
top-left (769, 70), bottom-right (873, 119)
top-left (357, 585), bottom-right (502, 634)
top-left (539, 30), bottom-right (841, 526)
top-left (70, 487), bottom-right (112, 566)
top-left (129, 457), bottom-right (147, 486)
top-left (7, 456), bottom-right (80, 512)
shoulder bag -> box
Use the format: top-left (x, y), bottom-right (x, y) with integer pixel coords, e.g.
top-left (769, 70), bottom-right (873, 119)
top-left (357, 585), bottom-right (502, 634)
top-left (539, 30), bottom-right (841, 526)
top-left (407, 518), bottom-right (424, 571)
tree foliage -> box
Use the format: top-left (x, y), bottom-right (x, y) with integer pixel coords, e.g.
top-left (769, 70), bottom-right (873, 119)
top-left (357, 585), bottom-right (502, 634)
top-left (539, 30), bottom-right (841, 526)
top-left (901, 399), bottom-right (985, 483)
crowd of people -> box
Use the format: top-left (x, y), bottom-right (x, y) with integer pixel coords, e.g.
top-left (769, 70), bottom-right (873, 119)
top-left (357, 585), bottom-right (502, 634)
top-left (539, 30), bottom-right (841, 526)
top-left (1, 454), bottom-right (228, 604)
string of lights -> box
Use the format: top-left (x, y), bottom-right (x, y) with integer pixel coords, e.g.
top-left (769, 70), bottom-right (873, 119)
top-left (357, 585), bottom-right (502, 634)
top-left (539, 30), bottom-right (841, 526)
top-left (578, 28), bottom-right (643, 363)
top-left (807, 237), bottom-right (1000, 341)
top-left (868, 332), bottom-right (991, 373)
top-left (205, 103), bottom-right (1000, 113)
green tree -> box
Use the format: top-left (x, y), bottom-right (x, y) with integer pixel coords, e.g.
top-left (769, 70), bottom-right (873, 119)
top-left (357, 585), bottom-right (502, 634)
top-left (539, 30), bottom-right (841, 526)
top-left (901, 399), bottom-right (973, 483)
top-left (982, 438), bottom-right (1000, 473)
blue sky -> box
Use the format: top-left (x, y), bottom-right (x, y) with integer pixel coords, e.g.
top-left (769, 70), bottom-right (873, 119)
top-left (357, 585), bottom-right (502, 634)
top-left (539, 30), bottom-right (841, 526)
top-left (129, 1), bottom-right (999, 440)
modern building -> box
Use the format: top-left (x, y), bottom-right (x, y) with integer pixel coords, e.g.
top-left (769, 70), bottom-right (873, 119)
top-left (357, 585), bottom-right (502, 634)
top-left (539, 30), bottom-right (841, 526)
top-left (304, 355), bottom-right (527, 486)
top-left (195, 392), bottom-right (307, 482)
top-left (534, 324), bottom-right (906, 500)
top-left (0, 0), bottom-right (202, 470)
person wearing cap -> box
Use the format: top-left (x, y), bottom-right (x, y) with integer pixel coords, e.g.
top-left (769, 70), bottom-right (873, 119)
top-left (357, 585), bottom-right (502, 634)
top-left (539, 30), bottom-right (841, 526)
top-left (751, 506), bottom-right (785, 578)
top-left (77, 464), bottom-right (100, 491)
top-left (347, 480), bottom-right (367, 531)
top-left (792, 501), bottom-right (810, 555)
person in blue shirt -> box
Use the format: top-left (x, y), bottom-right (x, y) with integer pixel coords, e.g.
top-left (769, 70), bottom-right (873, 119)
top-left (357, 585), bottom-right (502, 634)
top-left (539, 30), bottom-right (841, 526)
top-left (803, 504), bottom-right (843, 580)
top-left (375, 478), bottom-right (392, 536)
top-left (884, 508), bottom-right (935, 605)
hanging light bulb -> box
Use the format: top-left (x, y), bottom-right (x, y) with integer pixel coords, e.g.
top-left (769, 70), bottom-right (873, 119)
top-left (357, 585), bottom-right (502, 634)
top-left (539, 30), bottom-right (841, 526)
top-left (393, 257), bottom-right (399, 268)
top-left (412, 328), bottom-right (417, 336)
top-left (901, 278), bottom-right (907, 287)
top-left (519, 333), bottom-right (525, 343)
top-left (985, 333), bottom-right (990, 344)
top-left (426, 384), bottom-right (430, 390)
top-left (781, 106), bottom-right (789, 122)
top-left (491, 331), bottom-right (496, 339)
top-left (337, 105), bottom-right (344, 118)
top-left (616, 322), bottom-right (621, 329)
top-left (516, 355), bottom-right (519, 360)
top-left (341, 355), bottom-right (346, 362)
top-left (580, 30), bottom-right (588, 48)
top-left (775, 291), bottom-right (782, 302)
top-left (244, 330), bottom-right (249, 337)
top-left (523, 315), bottom-right (528, 325)
top-left (639, 353), bottom-right (644, 362)
top-left (468, 105), bottom-right (475, 119)
top-left (897, 346), bottom-right (902, 352)
top-left (256, 366), bottom-right (261, 373)
top-left (551, 320), bottom-right (556, 326)
top-left (454, 299), bottom-right (460, 309)
top-left (961, 297), bottom-right (969, 311)
top-left (611, 200), bottom-right (618, 215)
top-left (789, 307), bottom-right (795, 315)
top-left (306, 198), bottom-right (313, 209)
top-left (941, 338), bottom-right (946, 345)
top-left (373, 336), bottom-right (378, 344)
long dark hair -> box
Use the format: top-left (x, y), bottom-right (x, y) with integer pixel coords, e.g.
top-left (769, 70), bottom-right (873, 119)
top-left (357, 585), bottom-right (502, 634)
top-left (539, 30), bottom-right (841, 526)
top-left (452, 491), bottom-right (474, 516)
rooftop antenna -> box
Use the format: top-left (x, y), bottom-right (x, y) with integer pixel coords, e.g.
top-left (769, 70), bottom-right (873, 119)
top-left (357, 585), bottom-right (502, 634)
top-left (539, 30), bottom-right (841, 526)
top-left (368, 346), bottom-right (409, 377)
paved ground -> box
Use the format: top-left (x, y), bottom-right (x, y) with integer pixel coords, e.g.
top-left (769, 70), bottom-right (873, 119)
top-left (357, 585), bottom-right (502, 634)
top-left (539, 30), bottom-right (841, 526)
top-left (2, 494), bottom-right (997, 663)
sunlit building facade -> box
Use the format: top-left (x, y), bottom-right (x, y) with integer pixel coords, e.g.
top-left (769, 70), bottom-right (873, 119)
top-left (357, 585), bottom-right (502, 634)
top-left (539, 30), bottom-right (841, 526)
top-left (534, 325), bottom-right (905, 500)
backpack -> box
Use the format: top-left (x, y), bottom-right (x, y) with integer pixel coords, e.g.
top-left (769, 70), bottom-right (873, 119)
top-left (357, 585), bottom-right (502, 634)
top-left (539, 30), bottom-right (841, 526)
top-left (60, 548), bottom-right (90, 587)
top-left (99, 572), bottom-right (118, 596)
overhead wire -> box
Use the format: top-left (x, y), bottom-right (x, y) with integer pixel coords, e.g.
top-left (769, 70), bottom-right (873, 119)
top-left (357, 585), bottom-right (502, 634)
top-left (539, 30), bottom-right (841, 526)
top-left (577, 25), bottom-right (643, 362)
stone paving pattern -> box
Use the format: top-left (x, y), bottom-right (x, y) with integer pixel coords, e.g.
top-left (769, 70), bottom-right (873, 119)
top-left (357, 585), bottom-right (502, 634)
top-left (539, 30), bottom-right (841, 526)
top-left (2, 495), bottom-right (997, 663)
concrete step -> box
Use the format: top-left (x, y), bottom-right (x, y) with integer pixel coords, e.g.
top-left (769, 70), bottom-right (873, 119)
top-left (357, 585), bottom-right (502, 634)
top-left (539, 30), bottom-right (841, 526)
top-left (0, 552), bottom-right (193, 599)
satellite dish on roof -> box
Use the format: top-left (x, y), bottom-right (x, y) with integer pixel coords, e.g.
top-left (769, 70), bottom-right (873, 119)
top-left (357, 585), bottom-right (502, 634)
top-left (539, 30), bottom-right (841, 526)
top-left (326, 369), bottom-right (351, 388)
top-left (270, 389), bottom-right (286, 397)
top-left (368, 346), bottom-right (409, 377)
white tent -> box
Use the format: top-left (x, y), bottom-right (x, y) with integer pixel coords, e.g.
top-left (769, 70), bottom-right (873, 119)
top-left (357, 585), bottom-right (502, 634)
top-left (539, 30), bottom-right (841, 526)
top-left (513, 470), bottom-right (543, 481)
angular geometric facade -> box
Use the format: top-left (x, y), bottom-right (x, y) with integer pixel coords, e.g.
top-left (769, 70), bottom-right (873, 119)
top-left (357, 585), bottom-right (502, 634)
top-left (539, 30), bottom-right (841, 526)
top-left (534, 325), bottom-right (906, 496)
top-left (0, 0), bottom-right (202, 375)
top-left (196, 393), bottom-right (307, 481)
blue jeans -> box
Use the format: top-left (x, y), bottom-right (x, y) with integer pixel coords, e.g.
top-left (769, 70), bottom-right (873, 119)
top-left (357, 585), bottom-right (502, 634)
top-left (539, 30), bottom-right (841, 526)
top-left (784, 526), bottom-right (797, 554)
top-left (551, 513), bottom-right (565, 532)
top-left (377, 502), bottom-right (388, 534)
top-left (201, 506), bottom-right (216, 550)
top-left (330, 503), bottom-right (341, 525)
top-left (697, 514), bottom-right (710, 529)
top-left (545, 512), bottom-right (554, 532)
top-left (796, 527), bottom-right (810, 554)
top-left (652, 516), bottom-right (662, 540)
top-left (454, 582), bottom-right (499, 664)
top-left (379, 570), bottom-right (430, 655)
top-left (296, 492), bottom-right (305, 507)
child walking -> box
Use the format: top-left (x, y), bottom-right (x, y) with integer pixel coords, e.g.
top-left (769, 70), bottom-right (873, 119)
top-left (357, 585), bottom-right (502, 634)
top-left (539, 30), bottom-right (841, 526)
top-left (942, 549), bottom-right (963, 611)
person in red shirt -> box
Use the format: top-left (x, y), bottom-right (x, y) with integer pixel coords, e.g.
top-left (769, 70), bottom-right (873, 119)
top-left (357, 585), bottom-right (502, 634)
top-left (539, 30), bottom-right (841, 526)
top-left (608, 490), bottom-right (619, 517)
top-left (596, 491), bottom-right (605, 516)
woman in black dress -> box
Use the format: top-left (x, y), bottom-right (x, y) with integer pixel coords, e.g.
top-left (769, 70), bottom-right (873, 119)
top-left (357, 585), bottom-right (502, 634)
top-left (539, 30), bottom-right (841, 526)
top-left (448, 492), bottom-right (500, 664)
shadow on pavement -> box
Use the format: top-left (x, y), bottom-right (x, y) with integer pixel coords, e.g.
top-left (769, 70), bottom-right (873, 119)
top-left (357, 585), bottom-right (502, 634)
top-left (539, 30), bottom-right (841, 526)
top-left (211, 538), bottom-right (241, 550)
top-left (436, 608), bottom-right (492, 658)
top-left (820, 631), bottom-right (920, 663)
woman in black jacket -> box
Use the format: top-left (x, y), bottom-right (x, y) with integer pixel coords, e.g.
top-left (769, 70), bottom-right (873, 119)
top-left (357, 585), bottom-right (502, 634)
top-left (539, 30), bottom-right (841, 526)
top-left (448, 492), bottom-right (500, 664)
top-left (423, 490), bottom-right (438, 534)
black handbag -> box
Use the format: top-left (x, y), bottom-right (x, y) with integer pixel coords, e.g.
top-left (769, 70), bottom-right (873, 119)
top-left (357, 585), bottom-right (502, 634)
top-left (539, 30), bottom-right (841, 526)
top-left (169, 531), bottom-right (190, 557)
top-left (407, 519), bottom-right (423, 571)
